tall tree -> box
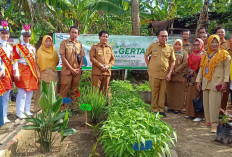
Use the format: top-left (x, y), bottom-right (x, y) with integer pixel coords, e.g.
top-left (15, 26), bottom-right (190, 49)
top-left (195, 0), bottom-right (209, 36)
top-left (131, 0), bottom-right (140, 35)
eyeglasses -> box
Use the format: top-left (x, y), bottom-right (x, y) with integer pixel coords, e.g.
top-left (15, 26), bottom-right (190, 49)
top-left (159, 35), bottom-right (168, 38)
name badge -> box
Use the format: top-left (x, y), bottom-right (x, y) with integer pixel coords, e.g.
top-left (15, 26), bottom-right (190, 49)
top-left (205, 67), bottom-right (209, 74)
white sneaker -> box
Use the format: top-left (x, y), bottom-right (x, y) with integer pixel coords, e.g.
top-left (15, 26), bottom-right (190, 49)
top-left (17, 113), bottom-right (26, 119)
top-left (25, 111), bottom-right (33, 116)
top-left (3, 117), bottom-right (10, 123)
top-left (193, 118), bottom-right (202, 122)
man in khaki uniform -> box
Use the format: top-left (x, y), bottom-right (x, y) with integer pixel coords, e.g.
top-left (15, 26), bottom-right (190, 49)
top-left (59, 26), bottom-right (85, 109)
top-left (181, 29), bottom-right (192, 54)
top-left (145, 29), bottom-right (176, 117)
top-left (90, 30), bottom-right (115, 94)
top-left (197, 27), bottom-right (207, 38)
top-left (216, 27), bottom-right (228, 50)
top-left (216, 27), bottom-right (230, 114)
top-left (200, 33), bottom-right (209, 51)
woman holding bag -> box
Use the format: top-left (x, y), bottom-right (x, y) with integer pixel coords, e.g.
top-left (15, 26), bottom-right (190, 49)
top-left (167, 39), bottom-right (188, 113)
top-left (196, 34), bottom-right (231, 133)
top-left (185, 38), bottom-right (204, 121)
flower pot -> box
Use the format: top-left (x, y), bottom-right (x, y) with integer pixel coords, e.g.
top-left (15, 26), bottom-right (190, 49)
top-left (139, 91), bottom-right (151, 102)
top-left (215, 123), bottom-right (232, 144)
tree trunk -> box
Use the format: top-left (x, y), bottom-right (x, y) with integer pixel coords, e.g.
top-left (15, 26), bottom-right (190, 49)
top-left (195, 0), bottom-right (209, 37)
top-left (131, 0), bottom-right (140, 36)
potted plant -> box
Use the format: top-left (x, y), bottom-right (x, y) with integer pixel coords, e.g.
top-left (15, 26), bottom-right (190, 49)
top-left (134, 81), bottom-right (151, 103)
top-left (22, 81), bottom-right (77, 153)
top-left (215, 113), bottom-right (232, 144)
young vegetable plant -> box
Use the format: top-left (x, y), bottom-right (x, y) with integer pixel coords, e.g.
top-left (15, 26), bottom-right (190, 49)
top-left (100, 109), bottom-right (177, 157)
top-left (22, 81), bottom-right (77, 153)
top-left (78, 86), bottom-right (107, 123)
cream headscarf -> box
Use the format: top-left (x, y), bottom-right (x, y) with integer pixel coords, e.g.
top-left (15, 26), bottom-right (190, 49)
top-left (200, 35), bottom-right (229, 81)
top-left (36, 35), bottom-right (59, 71)
top-left (173, 39), bottom-right (183, 52)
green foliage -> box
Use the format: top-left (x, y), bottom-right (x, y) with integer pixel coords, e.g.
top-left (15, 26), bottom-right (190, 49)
top-left (78, 86), bottom-right (107, 123)
top-left (219, 114), bottom-right (231, 124)
top-left (100, 109), bottom-right (177, 157)
top-left (79, 70), bottom-right (92, 88)
top-left (110, 80), bottom-right (134, 93)
top-left (133, 81), bottom-right (151, 92)
top-left (22, 81), bottom-right (77, 153)
top-left (93, 80), bottom-right (176, 156)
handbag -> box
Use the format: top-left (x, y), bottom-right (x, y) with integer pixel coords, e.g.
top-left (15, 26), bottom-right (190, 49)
top-left (192, 90), bottom-right (204, 113)
top-left (71, 42), bottom-right (82, 64)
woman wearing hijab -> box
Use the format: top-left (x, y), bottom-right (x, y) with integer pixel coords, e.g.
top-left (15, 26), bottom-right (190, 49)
top-left (167, 39), bottom-right (188, 113)
top-left (34, 35), bottom-right (59, 110)
top-left (196, 35), bottom-right (230, 133)
top-left (185, 38), bottom-right (204, 121)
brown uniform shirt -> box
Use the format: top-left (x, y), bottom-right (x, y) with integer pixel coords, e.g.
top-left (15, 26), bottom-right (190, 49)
top-left (220, 39), bottom-right (229, 50)
top-left (90, 43), bottom-right (115, 76)
top-left (145, 41), bottom-right (176, 79)
top-left (183, 42), bottom-right (192, 54)
top-left (59, 39), bottom-right (85, 75)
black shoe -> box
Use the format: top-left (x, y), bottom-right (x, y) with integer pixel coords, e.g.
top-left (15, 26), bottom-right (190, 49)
top-left (160, 112), bottom-right (167, 117)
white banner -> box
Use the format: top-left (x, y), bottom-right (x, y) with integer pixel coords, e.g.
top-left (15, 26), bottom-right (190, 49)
top-left (53, 33), bottom-right (180, 70)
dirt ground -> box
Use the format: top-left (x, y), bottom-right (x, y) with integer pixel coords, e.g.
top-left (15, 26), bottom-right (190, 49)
top-left (16, 113), bottom-right (103, 157)
top-left (3, 99), bottom-right (232, 157)
top-left (165, 111), bottom-right (232, 157)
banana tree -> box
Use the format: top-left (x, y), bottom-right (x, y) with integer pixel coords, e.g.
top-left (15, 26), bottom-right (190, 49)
top-left (22, 81), bottom-right (77, 153)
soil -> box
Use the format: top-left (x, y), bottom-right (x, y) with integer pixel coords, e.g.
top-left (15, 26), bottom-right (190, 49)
top-left (165, 111), bottom-right (232, 157)
top-left (15, 112), bottom-right (104, 157)
top-left (4, 99), bottom-right (232, 157)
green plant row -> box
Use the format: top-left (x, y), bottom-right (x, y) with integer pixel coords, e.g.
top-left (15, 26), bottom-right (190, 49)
top-left (110, 80), bottom-right (151, 93)
top-left (96, 80), bottom-right (177, 157)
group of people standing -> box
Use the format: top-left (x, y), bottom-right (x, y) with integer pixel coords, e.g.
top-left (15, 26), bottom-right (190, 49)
top-left (145, 27), bottom-right (231, 133)
top-left (0, 22), bottom-right (115, 125)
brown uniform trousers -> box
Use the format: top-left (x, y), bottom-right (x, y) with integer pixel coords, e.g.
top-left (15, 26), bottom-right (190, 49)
top-left (90, 43), bottom-right (115, 95)
top-left (145, 41), bottom-right (176, 112)
top-left (59, 39), bottom-right (85, 109)
top-left (183, 42), bottom-right (192, 54)
top-left (167, 50), bottom-right (188, 111)
top-left (220, 40), bottom-right (230, 114)
top-left (196, 56), bottom-right (231, 126)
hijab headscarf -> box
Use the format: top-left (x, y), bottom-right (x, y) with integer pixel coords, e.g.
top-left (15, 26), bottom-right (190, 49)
top-left (36, 35), bottom-right (59, 71)
top-left (173, 39), bottom-right (183, 53)
top-left (200, 34), bottom-right (229, 81)
top-left (188, 38), bottom-right (204, 71)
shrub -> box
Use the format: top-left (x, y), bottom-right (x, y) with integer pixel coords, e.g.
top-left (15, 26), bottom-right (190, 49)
top-left (78, 87), bottom-right (107, 123)
top-left (22, 81), bottom-right (77, 153)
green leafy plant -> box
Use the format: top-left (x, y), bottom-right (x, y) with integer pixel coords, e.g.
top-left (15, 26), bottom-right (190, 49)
top-left (219, 114), bottom-right (231, 124)
top-left (79, 70), bottom-right (92, 88)
top-left (110, 80), bottom-right (134, 93)
top-left (78, 86), bottom-right (107, 123)
top-left (99, 109), bottom-right (177, 157)
top-left (22, 81), bottom-right (77, 153)
top-left (91, 79), bottom-right (176, 156)
top-left (134, 81), bottom-right (151, 92)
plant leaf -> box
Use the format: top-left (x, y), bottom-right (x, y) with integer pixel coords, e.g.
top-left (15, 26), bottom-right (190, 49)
top-left (38, 92), bottom-right (49, 112)
top-left (52, 98), bottom-right (63, 114)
